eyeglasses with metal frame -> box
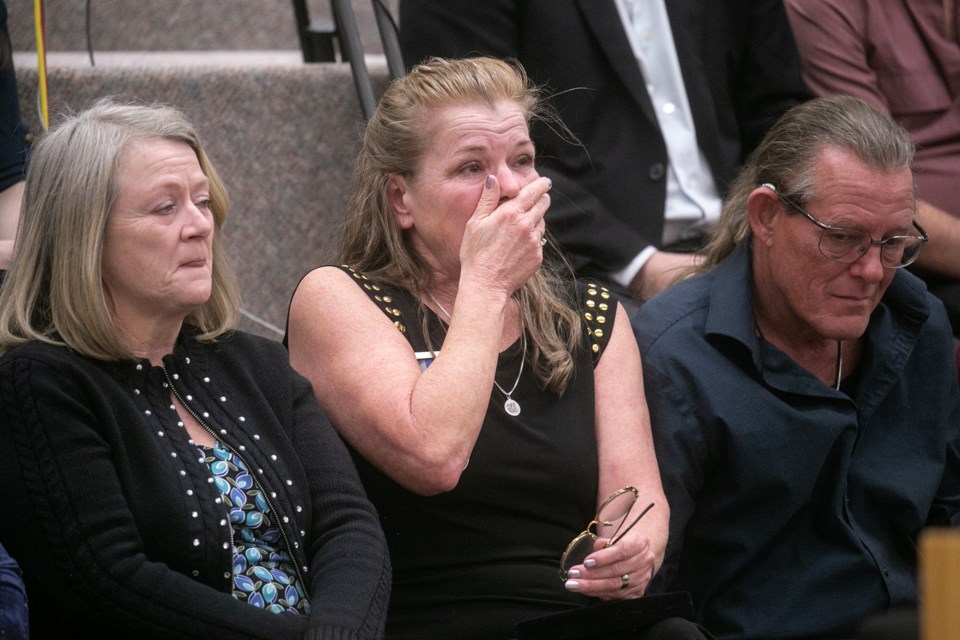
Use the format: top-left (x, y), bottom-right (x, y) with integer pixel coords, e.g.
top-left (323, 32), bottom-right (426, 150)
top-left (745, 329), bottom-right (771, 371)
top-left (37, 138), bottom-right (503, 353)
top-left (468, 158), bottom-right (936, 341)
top-left (761, 183), bottom-right (928, 269)
top-left (559, 486), bottom-right (655, 580)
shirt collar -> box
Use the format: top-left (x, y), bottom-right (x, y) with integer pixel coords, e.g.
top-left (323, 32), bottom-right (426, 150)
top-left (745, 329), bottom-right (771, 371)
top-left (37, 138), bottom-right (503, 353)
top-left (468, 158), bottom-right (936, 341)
top-left (701, 240), bottom-right (933, 391)
top-left (705, 240), bottom-right (931, 331)
top-left (704, 242), bottom-right (760, 358)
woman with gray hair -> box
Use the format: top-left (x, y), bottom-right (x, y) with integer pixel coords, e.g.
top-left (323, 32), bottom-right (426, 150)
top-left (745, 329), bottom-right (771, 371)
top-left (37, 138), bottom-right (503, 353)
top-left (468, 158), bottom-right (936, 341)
top-left (0, 98), bottom-right (390, 639)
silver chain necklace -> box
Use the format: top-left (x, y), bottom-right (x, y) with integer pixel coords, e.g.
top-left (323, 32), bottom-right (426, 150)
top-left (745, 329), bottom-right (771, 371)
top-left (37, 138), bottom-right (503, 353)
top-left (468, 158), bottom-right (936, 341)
top-left (426, 290), bottom-right (526, 416)
top-left (834, 340), bottom-right (844, 391)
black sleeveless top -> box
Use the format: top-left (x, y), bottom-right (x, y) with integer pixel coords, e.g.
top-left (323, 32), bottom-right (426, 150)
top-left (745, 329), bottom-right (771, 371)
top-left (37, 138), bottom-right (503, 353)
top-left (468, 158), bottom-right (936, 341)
top-left (338, 267), bottom-right (617, 640)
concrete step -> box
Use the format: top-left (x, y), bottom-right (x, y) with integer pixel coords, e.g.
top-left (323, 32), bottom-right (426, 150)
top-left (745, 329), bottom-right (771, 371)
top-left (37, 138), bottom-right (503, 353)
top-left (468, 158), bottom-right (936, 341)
top-left (8, 0), bottom-right (393, 56)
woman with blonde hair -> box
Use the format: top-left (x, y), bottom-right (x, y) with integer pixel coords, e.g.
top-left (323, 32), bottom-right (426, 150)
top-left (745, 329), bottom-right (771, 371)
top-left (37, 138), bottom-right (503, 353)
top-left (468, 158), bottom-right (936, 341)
top-left (0, 98), bottom-right (390, 639)
top-left (287, 57), bottom-right (705, 640)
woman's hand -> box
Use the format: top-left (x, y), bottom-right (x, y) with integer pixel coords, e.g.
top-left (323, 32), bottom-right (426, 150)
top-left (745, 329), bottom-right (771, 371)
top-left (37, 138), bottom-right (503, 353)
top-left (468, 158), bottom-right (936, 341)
top-left (574, 301), bottom-right (669, 599)
top-left (563, 529), bottom-right (657, 600)
top-left (458, 174), bottom-right (552, 298)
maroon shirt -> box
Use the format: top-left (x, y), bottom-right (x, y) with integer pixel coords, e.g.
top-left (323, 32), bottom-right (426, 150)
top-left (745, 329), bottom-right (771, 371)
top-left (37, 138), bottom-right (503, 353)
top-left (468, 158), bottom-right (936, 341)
top-left (786, 0), bottom-right (960, 218)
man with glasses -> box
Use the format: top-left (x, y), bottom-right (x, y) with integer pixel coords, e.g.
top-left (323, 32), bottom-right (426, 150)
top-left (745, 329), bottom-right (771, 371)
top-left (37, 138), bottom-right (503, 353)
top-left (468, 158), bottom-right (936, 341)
top-left (785, 0), bottom-right (960, 339)
top-left (632, 95), bottom-right (960, 639)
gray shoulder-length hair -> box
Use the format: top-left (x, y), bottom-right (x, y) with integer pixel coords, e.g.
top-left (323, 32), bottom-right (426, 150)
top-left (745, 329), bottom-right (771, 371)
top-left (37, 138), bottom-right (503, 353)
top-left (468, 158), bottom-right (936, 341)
top-left (0, 97), bottom-right (240, 358)
top-left (339, 56), bottom-right (582, 394)
top-left (696, 94), bottom-right (916, 271)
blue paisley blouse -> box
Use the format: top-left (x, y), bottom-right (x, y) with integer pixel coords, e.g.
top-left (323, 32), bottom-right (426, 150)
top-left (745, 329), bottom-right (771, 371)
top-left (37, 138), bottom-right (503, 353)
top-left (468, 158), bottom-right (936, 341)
top-left (197, 441), bottom-right (310, 615)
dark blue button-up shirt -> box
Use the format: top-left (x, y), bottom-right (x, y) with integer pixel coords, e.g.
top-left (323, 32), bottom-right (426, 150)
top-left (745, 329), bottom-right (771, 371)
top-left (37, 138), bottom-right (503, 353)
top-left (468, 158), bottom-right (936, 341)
top-left (0, 542), bottom-right (28, 640)
top-left (633, 243), bottom-right (960, 640)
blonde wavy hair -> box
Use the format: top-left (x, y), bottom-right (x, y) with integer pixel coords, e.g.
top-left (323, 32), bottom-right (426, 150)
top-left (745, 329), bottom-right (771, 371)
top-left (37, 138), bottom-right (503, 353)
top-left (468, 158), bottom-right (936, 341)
top-left (0, 97), bottom-right (240, 359)
top-left (339, 56), bottom-right (582, 394)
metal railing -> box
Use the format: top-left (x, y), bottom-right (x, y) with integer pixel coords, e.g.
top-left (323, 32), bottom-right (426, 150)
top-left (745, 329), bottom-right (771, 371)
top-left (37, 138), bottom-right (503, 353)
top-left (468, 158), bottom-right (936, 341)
top-left (291, 0), bottom-right (405, 121)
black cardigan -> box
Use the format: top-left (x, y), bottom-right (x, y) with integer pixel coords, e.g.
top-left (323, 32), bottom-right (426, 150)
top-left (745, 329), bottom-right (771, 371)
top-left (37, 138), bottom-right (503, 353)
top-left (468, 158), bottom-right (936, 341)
top-left (0, 328), bottom-right (390, 639)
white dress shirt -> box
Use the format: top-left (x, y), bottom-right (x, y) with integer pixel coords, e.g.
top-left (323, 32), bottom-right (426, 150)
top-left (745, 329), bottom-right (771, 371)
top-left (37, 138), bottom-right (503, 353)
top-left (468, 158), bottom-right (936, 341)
top-left (610, 0), bottom-right (723, 287)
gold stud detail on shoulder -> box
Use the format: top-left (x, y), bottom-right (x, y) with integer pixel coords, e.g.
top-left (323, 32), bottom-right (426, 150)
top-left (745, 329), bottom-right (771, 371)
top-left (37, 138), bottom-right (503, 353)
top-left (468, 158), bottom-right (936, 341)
top-left (585, 312), bottom-right (594, 321)
top-left (593, 329), bottom-right (604, 338)
top-left (597, 315), bottom-right (606, 324)
top-left (586, 299), bottom-right (596, 308)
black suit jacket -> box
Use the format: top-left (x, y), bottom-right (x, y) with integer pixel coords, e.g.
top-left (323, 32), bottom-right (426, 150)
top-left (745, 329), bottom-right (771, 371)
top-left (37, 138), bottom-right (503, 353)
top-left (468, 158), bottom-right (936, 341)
top-left (400, 0), bottom-right (811, 282)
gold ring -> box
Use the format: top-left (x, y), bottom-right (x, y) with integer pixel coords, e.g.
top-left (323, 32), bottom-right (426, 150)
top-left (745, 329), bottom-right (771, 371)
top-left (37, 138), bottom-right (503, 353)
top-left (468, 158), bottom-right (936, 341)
top-left (620, 573), bottom-right (630, 589)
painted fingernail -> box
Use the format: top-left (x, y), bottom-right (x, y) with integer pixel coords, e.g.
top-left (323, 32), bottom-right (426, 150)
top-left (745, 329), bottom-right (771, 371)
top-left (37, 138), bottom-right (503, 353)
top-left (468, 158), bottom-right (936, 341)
top-left (485, 175), bottom-right (495, 189)
top-left (565, 580), bottom-right (580, 591)
top-left (584, 559), bottom-right (597, 568)
top-left (567, 569), bottom-right (581, 578)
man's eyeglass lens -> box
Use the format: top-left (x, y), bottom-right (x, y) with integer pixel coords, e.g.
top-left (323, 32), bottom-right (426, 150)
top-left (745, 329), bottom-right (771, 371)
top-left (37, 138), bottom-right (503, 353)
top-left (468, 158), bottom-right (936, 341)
top-left (762, 183), bottom-right (926, 268)
top-left (559, 486), bottom-right (654, 579)
top-left (817, 228), bottom-right (924, 268)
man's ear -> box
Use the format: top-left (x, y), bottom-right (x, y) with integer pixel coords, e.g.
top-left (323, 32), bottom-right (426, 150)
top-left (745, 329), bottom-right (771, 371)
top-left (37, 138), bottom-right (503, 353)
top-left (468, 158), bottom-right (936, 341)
top-left (748, 187), bottom-right (782, 248)
top-left (387, 174), bottom-right (414, 229)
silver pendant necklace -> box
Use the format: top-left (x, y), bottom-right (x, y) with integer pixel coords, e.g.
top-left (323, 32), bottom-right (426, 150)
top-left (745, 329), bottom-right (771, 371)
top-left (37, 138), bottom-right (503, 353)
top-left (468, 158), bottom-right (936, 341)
top-left (426, 290), bottom-right (526, 416)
